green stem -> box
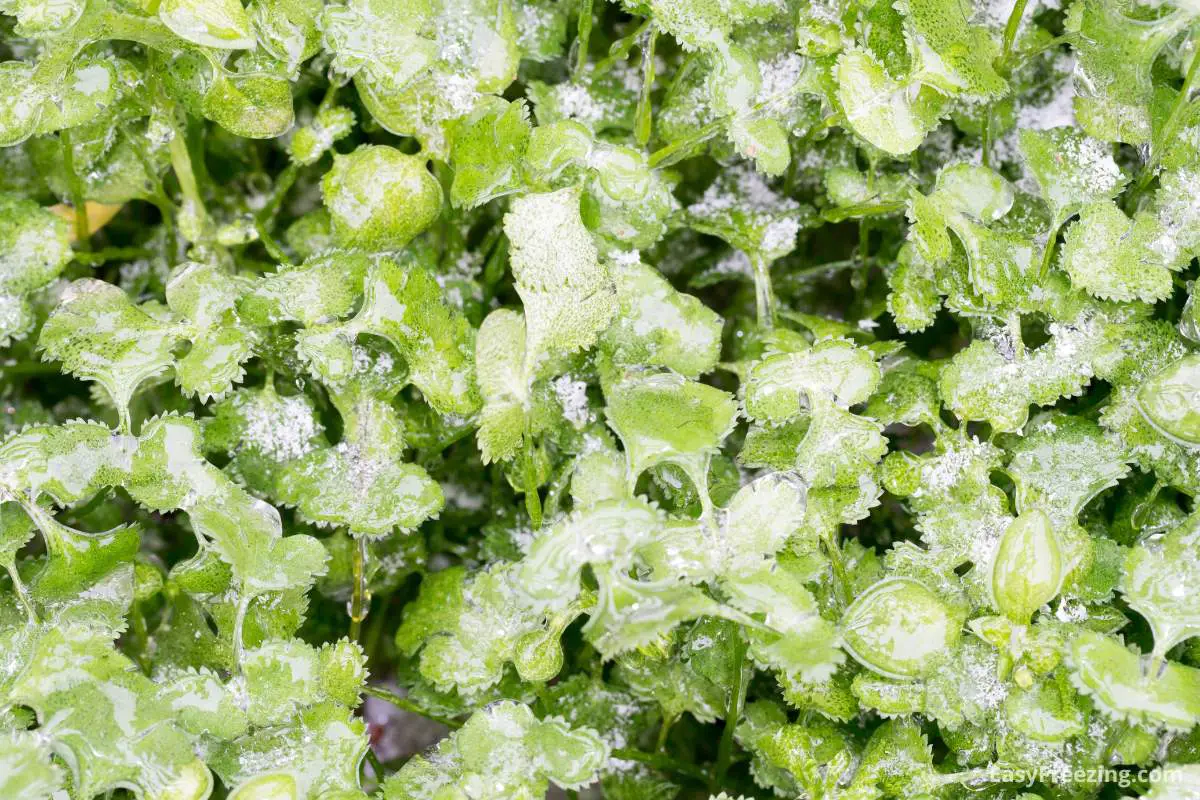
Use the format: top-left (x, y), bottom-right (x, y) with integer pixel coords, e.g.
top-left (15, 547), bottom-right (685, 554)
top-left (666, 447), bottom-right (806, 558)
top-left (822, 529), bottom-right (851, 608)
top-left (614, 748), bottom-right (710, 783)
top-left (73, 247), bottom-right (155, 265)
top-left (655, 712), bottom-right (676, 753)
top-left (4, 560), bottom-right (37, 623)
top-left (232, 593), bottom-right (251, 667)
top-left (750, 251), bottom-right (776, 330)
top-left (349, 534), bottom-right (369, 642)
top-left (522, 433), bottom-right (543, 529)
top-left (572, 0), bottom-right (594, 79)
top-left (363, 685), bottom-right (463, 729)
top-left (168, 128), bottom-right (208, 240)
top-left (711, 632), bottom-right (749, 792)
top-left (821, 200), bottom-right (905, 224)
top-left (1134, 43), bottom-right (1200, 195)
top-left (255, 162), bottom-right (300, 263)
top-left (593, 18), bottom-right (653, 75)
top-left (59, 130), bottom-right (90, 247)
top-left (365, 748), bottom-right (385, 784)
top-left (1038, 219), bottom-right (1063, 281)
top-left (649, 117), bottom-right (725, 168)
top-left (635, 28), bottom-right (657, 147)
top-left (981, 109), bottom-right (994, 170)
top-left (1001, 0), bottom-right (1030, 65)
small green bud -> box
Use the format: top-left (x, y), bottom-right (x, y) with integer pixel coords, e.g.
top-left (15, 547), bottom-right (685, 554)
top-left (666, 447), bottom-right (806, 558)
top-left (1137, 354), bottom-right (1200, 445)
top-left (322, 145), bottom-right (442, 251)
top-left (992, 509), bottom-right (1063, 623)
top-left (158, 759), bottom-right (214, 800)
top-left (512, 628), bottom-right (563, 682)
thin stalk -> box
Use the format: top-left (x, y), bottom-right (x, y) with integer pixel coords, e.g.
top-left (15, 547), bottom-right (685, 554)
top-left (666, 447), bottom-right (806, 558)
top-left (981, 110), bottom-right (994, 170)
top-left (59, 131), bottom-right (90, 247)
top-left (169, 131), bottom-right (208, 239)
top-left (649, 117), bottom-right (725, 168)
top-left (1001, 0), bottom-right (1030, 64)
top-left (822, 528), bottom-right (851, 608)
top-left (1134, 43), bottom-right (1200, 195)
top-left (349, 534), bottom-right (369, 642)
top-left (255, 162), bottom-right (300, 263)
top-left (572, 0), bottom-right (594, 80)
top-left (635, 29), bottom-right (657, 147)
top-left (4, 560), bottom-right (37, 623)
top-left (1038, 219), bottom-right (1063, 281)
top-left (655, 712), bottom-right (676, 753)
top-left (751, 251), bottom-right (776, 329)
top-left (711, 632), bottom-right (750, 791)
top-left (363, 684), bottom-right (463, 729)
top-left (522, 432), bottom-right (544, 529)
top-left (614, 748), bottom-right (710, 783)
top-left (365, 748), bottom-right (385, 784)
top-left (821, 200), bottom-right (905, 224)
top-left (593, 18), bottom-right (653, 75)
top-left (73, 247), bottom-right (156, 265)
top-left (232, 594), bottom-right (251, 667)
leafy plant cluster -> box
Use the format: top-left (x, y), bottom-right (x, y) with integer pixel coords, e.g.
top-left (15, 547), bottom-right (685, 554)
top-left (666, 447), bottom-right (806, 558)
top-left (3, 0), bottom-right (1200, 797)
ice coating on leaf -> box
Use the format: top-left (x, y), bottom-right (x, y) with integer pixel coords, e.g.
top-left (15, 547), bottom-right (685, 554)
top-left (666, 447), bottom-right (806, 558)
top-left (1121, 512), bottom-right (1200, 658)
top-left (1018, 127), bottom-right (1126, 227)
top-left (0, 193), bottom-right (70, 341)
top-left (686, 163), bottom-right (805, 260)
top-left (1068, 631), bottom-right (1200, 730)
top-left (600, 260), bottom-right (723, 378)
top-left (836, 48), bottom-right (945, 156)
top-left (840, 577), bottom-right (962, 679)
top-left (449, 97), bottom-right (531, 208)
top-left (474, 308), bottom-right (528, 464)
top-left (744, 338), bottom-right (881, 422)
top-left (159, 0), bottom-right (255, 48)
top-left (322, 145), bottom-right (443, 251)
top-left (897, 0), bottom-right (1006, 98)
top-left (505, 188), bottom-right (616, 373)
top-left (0, 730), bottom-right (63, 799)
top-left (39, 279), bottom-right (181, 430)
top-left (381, 700), bottom-right (608, 798)
top-left (1137, 354), bottom-right (1200, 446)
top-left (1061, 202), bottom-right (1176, 302)
top-left (202, 71), bottom-right (295, 140)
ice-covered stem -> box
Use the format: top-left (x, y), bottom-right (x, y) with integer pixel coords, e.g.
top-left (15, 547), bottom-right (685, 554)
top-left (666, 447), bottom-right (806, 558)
top-left (363, 684), bottom-right (463, 729)
top-left (572, 0), bottom-right (594, 80)
top-left (1134, 42), bottom-right (1200, 195)
top-left (255, 163), bottom-right (300, 263)
top-left (4, 559), bottom-right (37, 623)
top-left (711, 632), bottom-right (750, 791)
top-left (751, 251), bottom-right (776, 330)
top-left (523, 431), bottom-right (544, 529)
top-left (349, 533), bottom-right (370, 641)
top-left (635, 29), bottom-right (657, 147)
top-left (59, 131), bottom-right (90, 246)
top-left (232, 593), bottom-right (251, 667)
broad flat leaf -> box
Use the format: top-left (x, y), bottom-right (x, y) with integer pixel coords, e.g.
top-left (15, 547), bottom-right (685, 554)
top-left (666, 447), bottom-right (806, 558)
top-left (238, 250), bottom-right (371, 327)
top-left (450, 97), bottom-right (531, 208)
top-left (1001, 414), bottom-right (1130, 521)
top-left (1137, 354), bottom-right (1200, 445)
top-left (159, 0), bottom-right (256, 48)
top-left (209, 702), bottom-right (369, 798)
top-left (346, 258), bottom-right (479, 415)
top-left (836, 48), bottom-right (945, 156)
top-left (1121, 513), bottom-right (1200, 657)
top-left (322, 145), bottom-right (443, 251)
top-left (474, 308), bottom-right (528, 464)
top-left (840, 577), bottom-right (962, 679)
top-left (0, 730), bottom-right (63, 799)
top-left (584, 569), bottom-right (725, 657)
top-left (744, 338), bottom-right (881, 423)
top-left (896, 0), bottom-right (1006, 99)
top-left (505, 188), bottom-right (616, 373)
top-left (1069, 631), bottom-right (1200, 731)
top-left (39, 279), bottom-right (180, 428)
top-left (604, 371), bottom-right (738, 485)
top-left (202, 71), bottom-right (295, 139)
top-left (1018, 127), bottom-right (1126, 227)
top-left (600, 260), bottom-right (723, 378)
top-left (9, 625), bottom-right (213, 800)
top-left (0, 191), bottom-right (71, 343)
top-left (381, 700), bottom-right (608, 799)
top-left (1061, 202), bottom-right (1175, 302)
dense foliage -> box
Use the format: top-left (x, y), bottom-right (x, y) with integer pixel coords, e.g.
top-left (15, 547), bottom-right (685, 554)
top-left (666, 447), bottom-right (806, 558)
top-left (3, 0), bottom-right (1200, 797)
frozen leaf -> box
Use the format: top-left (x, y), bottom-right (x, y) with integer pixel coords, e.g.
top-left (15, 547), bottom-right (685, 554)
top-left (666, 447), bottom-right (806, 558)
top-left (840, 577), bottom-right (962, 679)
top-left (836, 48), bottom-right (945, 156)
top-left (475, 308), bottom-right (528, 464)
top-left (504, 188), bottom-right (615, 371)
top-left (322, 145), bottom-right (443, 251)
top-left (449, 97), bottom-right (531, 208)
top-left (0, 192), bottom-right (72, 344)
top-left (1137, 354), bottom-right (1200, 445)
top-left (159, 0), bottom-right (256, 49)
top-left (1069, 631), bottom-right (1200, 731)
top-left (381, 700), bottom-right (608, 798)
top-left (1121, 513), bottom-right (1200, 658)
top-left (1061, 202), bottom-right (1175, 302)
top-left (1019, 127), bottom-right (1126, 228)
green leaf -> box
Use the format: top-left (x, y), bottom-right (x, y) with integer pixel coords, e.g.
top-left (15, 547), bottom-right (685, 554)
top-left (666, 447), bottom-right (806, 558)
top-left (322, 145), bottom-right (443, 251)
top-left (1068, 631), bottom-right (1200, 731)
top-left (1018, 127), bottom-right (1126, 228)
top-left (840, 577), bottom-right (962, 679)
top-left (836, 48), bottom-right (945, 156)
top-left (159, 0), bottom-right (256, 48)
top-left (449, 97), bottom-right (531, 208)
top-left (0, 730), bottom-right (64, 800)
top-left (1061, 202), bottom-right (1175, 302)
top-left (1137, 354), bottom-right (1200, 446)
top-left (897, 0), bottom-right (1006, 98)
top-left (1122, 512), bottom-right (1200, 657)
top-left (202, 71), bottom-right (295, 139)
top-left (504, 188), bottom-right (616, 371)
top-left (39, 279), bottom-right (180, 430)
top-left (604, 371), bottom-right (739, 488)
top-left (0, 192), bottom-right (72, 344)
top-left (744, 338), bottom-right (881, 423)
top-left (381, 700), bottom-right (608, 798)
top-left (475, 308), bottom-right (529, 464)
